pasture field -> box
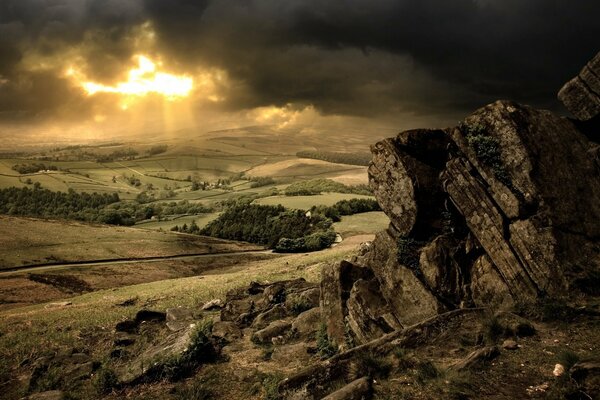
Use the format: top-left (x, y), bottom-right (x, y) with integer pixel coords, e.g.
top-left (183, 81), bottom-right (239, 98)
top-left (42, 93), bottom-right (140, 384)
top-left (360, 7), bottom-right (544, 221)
top-left (0, 216), bottom-right (261, 269)
top-left (254, 193), bottom-right (375, 209)
top-left (333, 211), bottom-right (390, 237)
top-left (135, 212), bottom-right (221, 231)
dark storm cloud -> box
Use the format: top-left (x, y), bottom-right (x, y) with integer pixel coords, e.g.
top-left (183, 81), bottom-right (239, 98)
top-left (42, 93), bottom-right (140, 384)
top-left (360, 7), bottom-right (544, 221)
top-left (0, 0), bottom-right (599, 123)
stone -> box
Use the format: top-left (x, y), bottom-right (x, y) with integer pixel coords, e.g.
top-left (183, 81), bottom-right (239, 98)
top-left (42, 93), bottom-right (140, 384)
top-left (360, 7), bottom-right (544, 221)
top-left (134, 309), bottom-right (166, 323)
top-left (369, 129), bottom-right (450, 237)
top-left (251, 320), bottom-right (292, 344)
top-left (361, 230), bottom-right (440, 326)
top-left (115, 319), bottom-right (137, 333)
top-left (452, 346), bottom-right (500, 371)
top-left (212, 321), bottom-right (242, 341)
top-left (291, 307), bottom-right (322, 338)
top-left (419, 235), bottom-right (465, 306)
top-left (502, 339), bottom-right (518, 350)
top-left (553, 363), bottom-right (565, 377)
top-left (346, 279), bottom-right (401, 344)
top-left (24, 391), bottom-right (65, 400)
top-left (558, 51), bottom-right (600, 120)
top-left (322, 376), bottom-right (372, 400)
top-left (285, 287), bottom-right (320, 312)
top-left (114, 333), bottom-right (136, 347)
top-left (252, 304), bottom-right (289, 330)
top-left (320, 260), bottom-right (373, 347)
top-left (201, 299), bottom-right (223, 311)
top-left (166, 321), bottom-right (193, 332)
top-left (470, 255), bottom-right (513, 309)
top-left (116, 324), bottom-right (213, 384)
top-left (166, 307), bottom-right (194, 321)
top-left (442, 156), bottom-right (538, 301)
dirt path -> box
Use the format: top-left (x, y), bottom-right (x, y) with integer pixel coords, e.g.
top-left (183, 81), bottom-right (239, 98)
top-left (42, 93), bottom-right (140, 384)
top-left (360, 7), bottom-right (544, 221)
top-left (0, 249), bottom-right (272, 276)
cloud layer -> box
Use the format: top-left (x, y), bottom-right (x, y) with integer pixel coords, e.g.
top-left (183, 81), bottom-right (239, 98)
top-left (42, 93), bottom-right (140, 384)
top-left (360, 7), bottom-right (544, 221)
top-left (1, 0), bottom-right (598, 129)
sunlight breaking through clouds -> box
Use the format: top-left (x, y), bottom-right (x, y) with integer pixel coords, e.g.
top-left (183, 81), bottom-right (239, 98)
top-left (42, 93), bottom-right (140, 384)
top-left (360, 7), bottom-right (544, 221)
top-left (68, 55), bottom-right (193, 102)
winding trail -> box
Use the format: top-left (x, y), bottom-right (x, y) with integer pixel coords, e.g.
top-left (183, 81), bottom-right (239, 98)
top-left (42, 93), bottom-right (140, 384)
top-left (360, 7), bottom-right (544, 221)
top-left (0, 249), bottom-right (273, 276)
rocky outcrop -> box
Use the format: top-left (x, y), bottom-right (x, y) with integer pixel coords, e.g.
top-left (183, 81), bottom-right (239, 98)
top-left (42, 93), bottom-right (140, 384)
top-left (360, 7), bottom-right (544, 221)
top-left (321, 53), bottom-right (600, 344)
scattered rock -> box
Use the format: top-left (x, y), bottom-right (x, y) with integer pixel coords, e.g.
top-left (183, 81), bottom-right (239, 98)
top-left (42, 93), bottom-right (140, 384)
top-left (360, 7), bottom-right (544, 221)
top-left (322, 376), bottom-right (372, 400)
top-left (252, 304), bottom-right (288, 330)
top-left (135, 309), bottom-right (166, 323)
top-left (115, 319), bottom-right (138, 333)
top-left (291, 307), bottom-right (322, 338)
top-left (502, 339), bottom-right (519, 350)
top-left (116, 323), bottom-right (213, 384)
top-left (114, 333), bottom-right (136, 347)
top-left (212, 321), bottom-right (242, 341)
top-left (166, 321), bottom-right (193, 332)
top-left (201, 299), bottom-right (223, 311)
top-left (166, 307), bottom-right (194, 321)
top-left (553, 363), bottom-right (565, 377)
top-left (252, 320), bottom-right (292, 344)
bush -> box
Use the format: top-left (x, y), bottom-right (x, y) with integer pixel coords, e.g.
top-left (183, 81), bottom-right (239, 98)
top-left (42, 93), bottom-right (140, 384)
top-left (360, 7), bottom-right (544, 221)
top-left (94, 367), bottom-right (119, 395)
top-left (355, 352), bottom-right (393, 379)
top-left (397, 237), bottom-right (423, 270)
top-left (173, 379), bottom-right (213, 400)
top-left (482, 315), bottom-right (505, 344)
top-left (415, 361), bottom-right (440, 384)
top-left (316, 324), bottom-right (337, 359)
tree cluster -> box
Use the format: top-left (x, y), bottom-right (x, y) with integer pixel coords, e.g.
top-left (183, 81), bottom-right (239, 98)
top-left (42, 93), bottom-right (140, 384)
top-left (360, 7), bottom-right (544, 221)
top-left (285, 179), bottom-right (372, 196)
top-left (198, 203), bottom-right (334, 251)
top-left (310, 198), bottom-right (381, 222)
top-left (12, 163), bottom-right (58, 174)
top-left (0, 186), bottom-right (123, 224)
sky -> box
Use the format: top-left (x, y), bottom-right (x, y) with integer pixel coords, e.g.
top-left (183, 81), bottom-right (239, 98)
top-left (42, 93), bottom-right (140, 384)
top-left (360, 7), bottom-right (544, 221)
top-left (0, 0), bottom-right (599, 142)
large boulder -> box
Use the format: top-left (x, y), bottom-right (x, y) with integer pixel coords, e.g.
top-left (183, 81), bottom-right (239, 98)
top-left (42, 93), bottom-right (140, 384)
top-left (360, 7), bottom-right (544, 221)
top-left (325, 53), bottom-right (600, 345)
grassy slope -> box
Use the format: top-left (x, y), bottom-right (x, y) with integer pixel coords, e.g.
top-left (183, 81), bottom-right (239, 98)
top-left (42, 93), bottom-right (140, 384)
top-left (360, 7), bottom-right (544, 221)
top-left (0, 235), bottom-right (370, 399)
top-left (333, 211), bottom-right (390, 236)
top-left (0, 216), bottom-right (261, 269)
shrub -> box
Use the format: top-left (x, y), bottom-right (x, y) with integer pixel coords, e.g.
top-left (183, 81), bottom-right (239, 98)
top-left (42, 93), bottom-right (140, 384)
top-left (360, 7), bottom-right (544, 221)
top-left (94, 367), bottom-right (119, 395)
top-left (462, 123), bottom-right (513, 188)
top-left (415, 361), bottom-right (440, 384)
top-left (482, 315), bottom-right (504, 344)
top-left (355, 352), bottom-right (393, 379)
top-left (397, 237), bottom-right (423, 270)
top-left (557, 350), bottom-right (580, 372)
top-left (173, 379), bottom-right (213, 400)
top-left (316, 324), bottom-right (337, 359)
top-left (262, 373), bottom-right (283, 400)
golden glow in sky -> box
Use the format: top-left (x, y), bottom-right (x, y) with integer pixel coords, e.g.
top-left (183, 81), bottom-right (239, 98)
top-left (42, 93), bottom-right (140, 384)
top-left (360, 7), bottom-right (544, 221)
top-left (68, 55), bottom-right (193, 104)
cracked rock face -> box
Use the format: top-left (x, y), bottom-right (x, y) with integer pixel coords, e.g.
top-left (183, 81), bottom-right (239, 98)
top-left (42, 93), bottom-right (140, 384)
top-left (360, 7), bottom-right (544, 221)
top-left (324, 54), bottom-right (600, 343)
top-left (559, 51), bottom-right (600, 121)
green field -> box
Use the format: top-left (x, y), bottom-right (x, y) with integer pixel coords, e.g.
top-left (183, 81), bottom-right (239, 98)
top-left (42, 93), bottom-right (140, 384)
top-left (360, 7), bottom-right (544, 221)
top-left (136, 212), bottom-right (221, 231)
top-left (254, 193), bottom-right (375, 209)
top-left (333, 211), bottom-right (390, 236)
